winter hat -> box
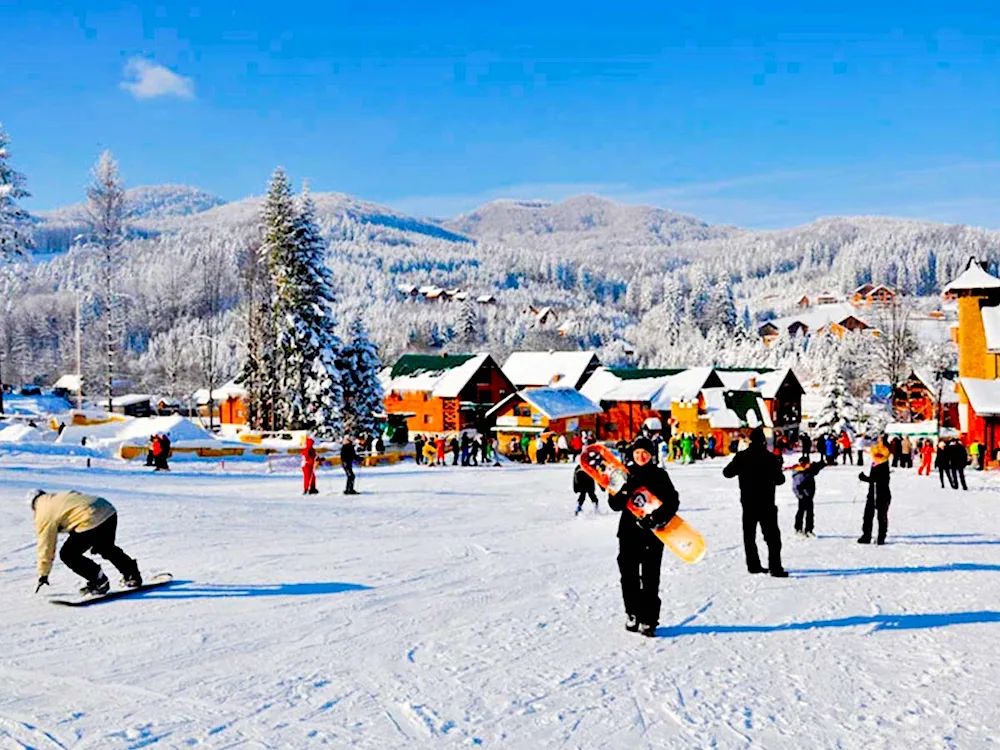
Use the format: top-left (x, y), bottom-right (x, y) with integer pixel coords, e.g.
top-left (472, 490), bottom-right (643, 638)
top-left (630, 436), bottom-right (656, 457)
top-left (749, 427), bottom-right (766, 446)
top-left (27, 488), bottom-right (45, 510)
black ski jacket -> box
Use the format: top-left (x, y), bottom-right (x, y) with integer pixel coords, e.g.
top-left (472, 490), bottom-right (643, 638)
top-left (573, 465), bottom-right (595, 493)
top-left (610, 461), bottom-right (680, 542)
top-left (723, 444), bottom-right (785, 508)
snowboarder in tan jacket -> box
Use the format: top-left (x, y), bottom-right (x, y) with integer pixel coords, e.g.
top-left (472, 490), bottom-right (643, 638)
top-left (29, 489), bottom-right (142, 596)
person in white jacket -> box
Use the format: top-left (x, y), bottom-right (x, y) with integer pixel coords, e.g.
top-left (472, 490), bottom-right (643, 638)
top-left (29, 489), bottom-right (142, 596)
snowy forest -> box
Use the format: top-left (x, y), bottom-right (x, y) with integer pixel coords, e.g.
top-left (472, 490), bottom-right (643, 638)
top-left (0, 121), bottom-right (981, 419)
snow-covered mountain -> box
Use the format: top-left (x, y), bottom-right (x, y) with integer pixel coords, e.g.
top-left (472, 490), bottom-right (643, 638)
top-left (441, 194), bottom-right (736, 253)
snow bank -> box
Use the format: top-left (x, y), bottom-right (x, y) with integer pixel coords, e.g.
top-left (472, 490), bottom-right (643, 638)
top-left (0, 423), bottom-right (46, 443)
top-left (2, 393), bottom-right (73, 417)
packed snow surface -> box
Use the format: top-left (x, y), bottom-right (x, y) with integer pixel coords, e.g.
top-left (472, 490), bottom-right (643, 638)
top-left (2, 456), bottom-right (1000, 747)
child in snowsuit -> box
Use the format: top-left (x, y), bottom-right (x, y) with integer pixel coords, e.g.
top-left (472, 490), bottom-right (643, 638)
top-left (609, 436), bottom-right (679, 637)
top-left (29, 489), bottom-right (142, 596)
top-left (918, 439), bottom-right (933, 476)
top-left (573, 464), bottom-right (599, 515)
top-left (791, 457), bottom-right (825, 536)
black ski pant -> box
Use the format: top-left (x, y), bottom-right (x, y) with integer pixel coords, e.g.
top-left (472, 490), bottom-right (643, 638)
top-left (59, 514), bottom-right (138, 583)
top-left (576, 490), bottom-right (598, 509)
top-left (857, 449), bottom-right (864, 466)
top-left (617, 538), bottom-right (663, 627)
top-left (939, 466), bottom-right (948, 488)
top-left (742, 504), bottom-right (783, 572)
top-left (861, 488), bottom-right (890, 543)
top-left (343, 464), bottom-right (356, 493)
top-left (794, 494), bottom-right (814, 534)
top-left (954, 467), bottom-right (967, 490)
top-left (842, 451), bottom-right (854, 465)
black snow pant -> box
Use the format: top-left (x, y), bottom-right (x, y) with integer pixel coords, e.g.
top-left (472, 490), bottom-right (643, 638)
top-left (841, 451), bottom-right (853, 465)
top-left (742, 504), bottom-right (783, 573)
top-left (794, 493), bottom-right (814, 534)
top-left (576, 490), bottom-right (598, 509)
top-left (954, 467), bottom-right (968, 490)
top-left (617, 538), bottom-right (663, 627)
top-left (59, 514), bottom-right (138, 583)
top-left (939, 466), bottom-right (949, 488)
top-left (861, 488), bottom-right (890, 543)
top-left (857, 449), bottom-right (864, 466)
top-left (343, 464), bottom-right (356, 494)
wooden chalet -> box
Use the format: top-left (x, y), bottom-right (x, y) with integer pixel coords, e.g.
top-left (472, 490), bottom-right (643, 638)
top-left (487, 387), bottom-right (603, 455)
top-left (851, 283), bottom-right (897, 306)
top-left (381, 353), bottom-right (514, 434)
top-left (715, 367), bottom-right (804, 440)
top-left (893, 369), bottom-right (959, 426)
top-left (581, 367), bottom-right (687, 442)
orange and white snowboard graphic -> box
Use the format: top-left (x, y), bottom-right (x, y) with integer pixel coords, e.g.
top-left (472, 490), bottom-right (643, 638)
top-left (580, 444), bottom-right (706, 564)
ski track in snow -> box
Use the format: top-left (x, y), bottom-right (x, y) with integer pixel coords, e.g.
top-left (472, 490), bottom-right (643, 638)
top-left (3, 457), bottom-right (1000, 747)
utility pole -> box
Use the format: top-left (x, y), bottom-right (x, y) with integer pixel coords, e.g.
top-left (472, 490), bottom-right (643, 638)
top-left (76, 295), bottom-right (83, 410)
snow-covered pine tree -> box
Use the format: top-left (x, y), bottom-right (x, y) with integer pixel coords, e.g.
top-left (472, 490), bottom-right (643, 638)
top-left (84, 151), bottom-right (128, 412)
top-left (0, 123), bottom-right (32, 260)
top-left (266, 175), bottom-right (343, 435)
top-left (813, 371), bottom-right (863, 437)
top-left (236, 234), bottom-right (277, 430)
top-left (459, 298), bottom-right (478, 343)
top-left (340, 316), bottom-right (384, 437)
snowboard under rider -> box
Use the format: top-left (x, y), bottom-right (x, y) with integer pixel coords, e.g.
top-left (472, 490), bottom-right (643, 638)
top-left (609, 436), bottom-right (679, 637)
top-left (29, 489), bottom-right (142, 596)
top-left (723, 427), bottom-right (788, 577)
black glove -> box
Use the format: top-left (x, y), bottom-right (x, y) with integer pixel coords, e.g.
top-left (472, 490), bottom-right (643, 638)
top-left (34, 576), bottom-right (49, 594)
top-left (858, 472), bottom-right (869, 483)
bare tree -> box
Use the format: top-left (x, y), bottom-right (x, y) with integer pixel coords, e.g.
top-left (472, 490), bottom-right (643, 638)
top-left (871, 296), bottom-right (918, 388)
top-left (85, 151), bottom-right (128, 412)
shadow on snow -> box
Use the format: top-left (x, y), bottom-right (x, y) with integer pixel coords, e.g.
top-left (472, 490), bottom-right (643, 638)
top-left (140, 580), bottom-right (373, 600)
top-left (659, 610), bottom-right (1000, 637)
top-left (793, 562), bottom-right (1000, 578)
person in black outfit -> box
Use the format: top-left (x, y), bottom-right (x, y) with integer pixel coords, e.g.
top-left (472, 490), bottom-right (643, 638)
top-left (573, 463), bottom-right (599, 515)
top-left (609, 436), bottom-right (679, 637)
top-left (450, 436), bottom-right (460, 466)
top-left (948, 440), bottom-right (969, 490)
top-left (935, 440), bottom-right (950, 489)
top-left (340, 438), bottom-right (359, 495)
top-left (792, 456), bottom-right (825, 536)
top-left (414, 435), bottom-right (424, 465)
top-left (858, 458), bottom-right (891, 544)
top-left (800, 432), bottom-right (812, 457)
top-left (723, 427), bottom-right (788, 577)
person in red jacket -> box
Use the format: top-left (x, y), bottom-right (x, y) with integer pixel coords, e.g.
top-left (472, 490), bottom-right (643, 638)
top-left (918, 439), bottom-right (934, 476)
top-left (301, 436), bottom-right (318, 495)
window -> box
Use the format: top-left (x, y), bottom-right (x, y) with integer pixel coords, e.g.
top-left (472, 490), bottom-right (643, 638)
top-left (423, 414), bottom-right (432, 425)
top-left (515, 405), bottom-right (531, 418)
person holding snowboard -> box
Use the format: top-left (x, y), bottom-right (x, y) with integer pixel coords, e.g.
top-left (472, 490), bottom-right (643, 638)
top-left (609, 436), bottom-right (679, 637)
top-left (723, 427), bottom-right (788, 577)
top-left (791, 456), bottom-right (825, 537)
top-left (573, 462), bottom-right (599, 515)
top-left (301, 436), bottom-right (319, 495)
top-left (29, 488), bottom-right (142, 596)
top-left (341, 437), bottom-right (359, 495)
top-left (858, 435), bottom-right (892, 544)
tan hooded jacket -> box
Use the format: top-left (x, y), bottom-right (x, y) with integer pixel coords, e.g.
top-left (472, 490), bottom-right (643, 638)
top-left (34, 491), bottom-right (116, 576)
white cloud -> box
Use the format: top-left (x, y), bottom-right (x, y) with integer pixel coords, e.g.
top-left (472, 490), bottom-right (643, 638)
top-left (120, 58), bottom-right (194, 101)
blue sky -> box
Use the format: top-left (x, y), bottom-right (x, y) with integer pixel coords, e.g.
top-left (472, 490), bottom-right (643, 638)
top-left (3, 0), bottom-right (1000, 227)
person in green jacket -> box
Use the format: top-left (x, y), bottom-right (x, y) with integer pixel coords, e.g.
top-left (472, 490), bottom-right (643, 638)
top-left (680, 433), bottom-right (694, 464)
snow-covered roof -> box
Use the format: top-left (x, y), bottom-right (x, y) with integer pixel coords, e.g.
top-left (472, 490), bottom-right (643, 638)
top-left (193, 379), bottom-right (248, 405)
top-left (502, 351), bottom-right (599, 389)
top-left (943, 258), bottom-right (1000, 295)
top-left (580, 366), bottom-right (684, 404)
top-left (770, 303), bottom-right (873, 336)
top-left (960, 378), bottom-right (1000, 416)
top-left (111, 394), bottom-right (152, 407)
top-left (520, 388), bottom-right (603, 420)
top-left (381, 353), bottom-right (495, 398)
top-left (701, 388), bottom-right (774, 430)
top-left (714, 368), bottom-right (800, 399)
top-left (53, 374), bottom-right (82, 392)
top-left (650, 367), bottom-right (722, 409)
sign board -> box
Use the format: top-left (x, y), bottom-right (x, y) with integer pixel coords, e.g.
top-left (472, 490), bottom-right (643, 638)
top-left (566, 418), bottom-right (579, 432)
top-left (495, 416), bottom-right (519, 427)
top-left (532, 412), bottom-right (543, 426)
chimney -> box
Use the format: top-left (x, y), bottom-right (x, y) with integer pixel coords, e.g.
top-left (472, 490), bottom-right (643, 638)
top-left (748, 376), bottom-right (757, 389)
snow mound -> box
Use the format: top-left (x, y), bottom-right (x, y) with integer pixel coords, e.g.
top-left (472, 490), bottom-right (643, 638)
top-left (0, 423), bottom-right (45, 443)
top-left (55, 415), bottom-right (214, 449)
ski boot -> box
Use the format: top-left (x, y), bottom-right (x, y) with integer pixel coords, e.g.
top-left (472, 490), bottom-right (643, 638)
top-left (80, 571), bottom-right (110, 597)
top-left (637, 623), bottom-right (657, 638)
top-left (625, 614), bottom-right (638, 632)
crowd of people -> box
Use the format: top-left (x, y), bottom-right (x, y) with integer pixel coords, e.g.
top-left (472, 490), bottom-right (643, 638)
top-left (412, 433), bottom-right (501, 466)
top-left (145, 433), bottom-right (172, 471)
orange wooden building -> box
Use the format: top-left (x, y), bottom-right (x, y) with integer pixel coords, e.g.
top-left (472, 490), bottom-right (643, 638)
top-left (381, 353), bottom-right (514, 434)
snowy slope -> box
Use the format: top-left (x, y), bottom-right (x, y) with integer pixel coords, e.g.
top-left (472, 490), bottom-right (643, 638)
top-left (3, 458), bottom-right (1000, 747)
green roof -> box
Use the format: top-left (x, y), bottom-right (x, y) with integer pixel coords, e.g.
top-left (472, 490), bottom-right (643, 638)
top-left (391, 353), bottom-right (477, 378)
top-left (608, 367), bottom-right (686, 380)
top-left (724, 389), bottom-right (766, 425)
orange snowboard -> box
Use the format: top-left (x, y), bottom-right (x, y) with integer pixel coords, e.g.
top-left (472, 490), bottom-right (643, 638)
top-left (580, 444), bottom-right (706, 564)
